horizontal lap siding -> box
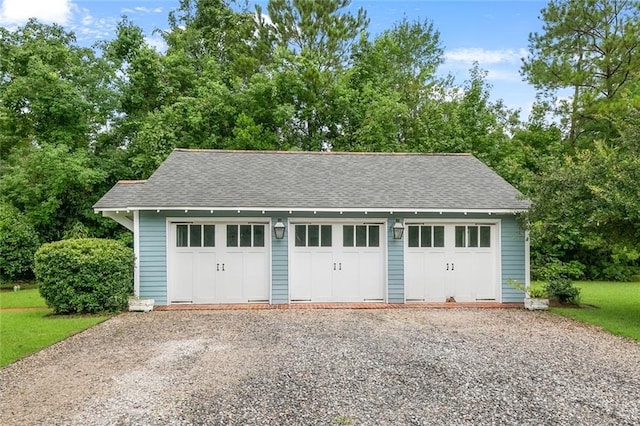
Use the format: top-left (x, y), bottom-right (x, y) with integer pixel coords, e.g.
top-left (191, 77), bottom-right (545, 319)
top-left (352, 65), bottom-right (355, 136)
top-left (501, 215), bottom-right (526, 302)
top-left (271, 216), bottom-right (288, 304)
top-left (388, 217), bottom-right (404, 303)
top-left (139, 211), bottom-right (167, 304)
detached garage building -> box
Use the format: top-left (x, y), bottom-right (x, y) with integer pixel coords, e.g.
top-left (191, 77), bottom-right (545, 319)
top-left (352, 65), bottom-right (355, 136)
top-left (94, 149), bottom-right (530, 305)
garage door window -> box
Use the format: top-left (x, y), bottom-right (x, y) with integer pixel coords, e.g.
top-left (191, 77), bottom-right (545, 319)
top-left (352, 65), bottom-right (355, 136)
top-left (455, 225), bottom-right (491, 248)
top-left (176, 224), bottom-right (215, 247)
top-left (295, 224), bottom-right (332, 247)
top-left (227, 224), bottom-right (265, 247)
top-left (343, 225), bottom-right (379, 247)
top-left (408, 225), bottom-right (444, 248)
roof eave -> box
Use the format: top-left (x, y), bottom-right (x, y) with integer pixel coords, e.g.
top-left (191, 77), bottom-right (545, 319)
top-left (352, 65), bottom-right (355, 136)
top-left (94, 206), bottom-right (530, 214)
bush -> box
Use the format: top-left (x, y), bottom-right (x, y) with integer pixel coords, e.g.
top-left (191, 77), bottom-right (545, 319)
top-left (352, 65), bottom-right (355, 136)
top-left (544, 278), bottom-right (581, 305)
top-left (531, 258), bottom-right (585, 281)
top-left (0, 204), bottom-right (39, 282)
top-left (35, 238), bottom-right (134, 314)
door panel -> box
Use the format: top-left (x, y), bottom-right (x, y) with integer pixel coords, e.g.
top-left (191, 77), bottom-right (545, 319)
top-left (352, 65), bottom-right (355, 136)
top-left (170, 252), bottom-right (195, 302)
top-left (192, 250), bottom-right (217, 303)
top-left (311, 252), bottom-right (334, 301)
top-left (221, 251), bottom-right (245, 303)
top-left (244, 251), bottom-right (269, 302)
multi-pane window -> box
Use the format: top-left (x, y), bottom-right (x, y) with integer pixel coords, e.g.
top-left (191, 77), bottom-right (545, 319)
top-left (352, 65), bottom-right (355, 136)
top-left (295, 224), bottom-right (332, 247)
top-left (455, 225), bottom-right (491, 248)
top-left (343, 225), bottom-right (380, 247)
top-left (227, 224), bottom-right (265, 247)
top-left (407, 225), bottom-right (444, 248)
top-left (176, 224), bottom-right (215, 247)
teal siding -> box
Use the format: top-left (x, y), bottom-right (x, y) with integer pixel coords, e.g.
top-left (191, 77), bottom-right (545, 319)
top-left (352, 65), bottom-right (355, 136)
top-left (271, 216), bottom-right (288, 304)
top-left (387, 217), bottom-right (404, 303)
top-left (139, 211), bottom-right (168, 304)
top-left (500, 215), bottom-right (527, 302)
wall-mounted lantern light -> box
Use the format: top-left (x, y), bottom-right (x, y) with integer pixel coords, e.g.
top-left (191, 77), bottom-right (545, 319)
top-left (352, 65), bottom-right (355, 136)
top-left (392, 219), bottom-right (404, 240)
top-left (274, 218), bottom-right (286, 239)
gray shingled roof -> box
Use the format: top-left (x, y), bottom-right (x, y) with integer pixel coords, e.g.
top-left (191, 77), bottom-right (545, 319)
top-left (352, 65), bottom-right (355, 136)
top-left (94, 150), bottom-right (530, 211)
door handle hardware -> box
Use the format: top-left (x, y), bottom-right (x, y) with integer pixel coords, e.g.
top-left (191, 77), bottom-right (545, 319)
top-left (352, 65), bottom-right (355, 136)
top-left (339, 262), bottom-right (342, 271)
top-left (222, 263), bottom-right (225, 272)
top-left (446, 263), bottom-right (449, 270)
top-left (216, 264), bottom-right (219, 271)
top-left (451, 263), bottom-right (454, 271)
top-left (333, 263), bottom-right (336, 270)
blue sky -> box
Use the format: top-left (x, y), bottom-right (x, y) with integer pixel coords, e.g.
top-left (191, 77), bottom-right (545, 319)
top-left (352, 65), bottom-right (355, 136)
top-left (0, 0), bottom-right (548, 118)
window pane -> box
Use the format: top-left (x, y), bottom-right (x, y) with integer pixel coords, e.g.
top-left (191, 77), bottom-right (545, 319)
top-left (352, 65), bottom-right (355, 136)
top-left (356, 225), bottom-right (367, 247)
top-left (308, 225), bottom-right (319, 247)
top-left (455, 226), bottom-right (466, 248)
top-left (203, 225), bottom-right (215, 247)
top-left (227, 225), bottom-right (238, 247)
top-left (321, 225), bottom-right (332, 247)
top-left (190, 224), bottom-right (202, 247)
top-left (433, 226), bottom-right (444, 247)
top-left (240, 224), bottom-right (252, 247)
top-left (468, 226), bottom-right (478, 247)
top-left (420, 226), bottom-right (432, 247)
top-left (295, 225), bottom-right (306, 247)
top-left (480, 226), bottom-right (491, 247)
top-left (253, 225), bottom-right (264, 247)
top-left (343, 225), bottom-right (354, 247)
top-left (176, 225), bottom-right (188, 247)
top-left (368, 225), bottom-right (379, 247)
top-left (408, 226), bottom-right (419, 247)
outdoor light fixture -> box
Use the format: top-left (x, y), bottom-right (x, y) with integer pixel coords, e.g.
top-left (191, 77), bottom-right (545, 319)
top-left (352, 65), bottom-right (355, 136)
top-left (274, 218), bottom-right (286, 239)
top-left (392, 219), bottom-right (404, 240)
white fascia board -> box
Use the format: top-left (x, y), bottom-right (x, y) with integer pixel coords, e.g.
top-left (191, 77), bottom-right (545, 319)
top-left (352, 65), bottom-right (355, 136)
top-left (96, 206), bottom-right (528, 215)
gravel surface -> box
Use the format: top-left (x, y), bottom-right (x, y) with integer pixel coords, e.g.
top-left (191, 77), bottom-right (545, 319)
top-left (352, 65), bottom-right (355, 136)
top-left (1, 309), bottom-right (639, 425)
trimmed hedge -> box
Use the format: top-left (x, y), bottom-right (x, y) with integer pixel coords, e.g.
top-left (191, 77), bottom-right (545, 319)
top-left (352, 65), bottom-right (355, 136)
top-left (35, 238), bottom-right (134, 314)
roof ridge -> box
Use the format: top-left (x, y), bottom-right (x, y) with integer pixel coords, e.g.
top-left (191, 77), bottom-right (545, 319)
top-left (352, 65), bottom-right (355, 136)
top-left (117, 180), bottom-right (147, 184)
top-left (172, 148), bottom-right (472, 157)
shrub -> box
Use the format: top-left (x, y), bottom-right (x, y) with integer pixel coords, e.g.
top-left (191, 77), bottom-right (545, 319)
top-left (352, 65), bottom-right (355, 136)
top-left (35, 238), bottom-right (134, 314)
top-left (0, 204), bottom-right (39, 282)
top-left (531, 258), bottom-right (585, 281)
top-left (544, 278), bottom-right (581, 305)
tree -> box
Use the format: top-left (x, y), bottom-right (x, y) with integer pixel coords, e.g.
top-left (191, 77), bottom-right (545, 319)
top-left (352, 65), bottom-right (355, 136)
top-left (0, 20), bottom-right (115, 156)
top-left (522, 0), bottom-right (640, 144)
top-left (0, 145), bottom-right (106, 242)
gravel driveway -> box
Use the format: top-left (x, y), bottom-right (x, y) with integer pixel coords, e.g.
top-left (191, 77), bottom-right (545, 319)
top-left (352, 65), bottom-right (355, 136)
top-left (1, 309), bottom-right (639, 425)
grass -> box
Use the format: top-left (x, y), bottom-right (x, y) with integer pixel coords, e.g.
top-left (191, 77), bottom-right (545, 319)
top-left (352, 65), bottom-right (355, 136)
top-left (551, 281), bottom-right (640, 342)
top-left (0, 288), bottom-right (110, 367)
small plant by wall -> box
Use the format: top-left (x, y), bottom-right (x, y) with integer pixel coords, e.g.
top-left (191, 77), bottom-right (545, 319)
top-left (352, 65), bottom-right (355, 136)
top-left (35, 238), bottom-right (134, 314)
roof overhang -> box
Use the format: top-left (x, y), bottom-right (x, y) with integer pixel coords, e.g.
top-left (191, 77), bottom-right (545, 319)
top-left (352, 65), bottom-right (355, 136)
top-left (95, 206), bottom-right (529, 215)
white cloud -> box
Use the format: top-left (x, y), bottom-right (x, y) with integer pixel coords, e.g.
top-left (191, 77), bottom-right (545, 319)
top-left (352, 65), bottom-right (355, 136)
top-left (121, 6), bottom-right (163, 14)
top-left (145, 34), bottom-right (167, 53)
top-left (445, 48), bottom-right (527, 65)
top-left (0, 0), bottom-right (72, 25)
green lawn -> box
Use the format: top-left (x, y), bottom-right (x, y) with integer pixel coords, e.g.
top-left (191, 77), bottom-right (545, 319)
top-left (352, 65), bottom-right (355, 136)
top-left (551, 281), bottom-right (640, 342)
top-left (0, 289), bottom-right (110, 367)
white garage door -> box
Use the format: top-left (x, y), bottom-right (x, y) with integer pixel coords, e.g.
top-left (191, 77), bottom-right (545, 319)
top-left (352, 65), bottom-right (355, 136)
top-left (168, 221), bottom-right (269, 304)
top-left (290, 222), bottom-right (385, 302)
top-left (405, 223), bottom-right (498, 302)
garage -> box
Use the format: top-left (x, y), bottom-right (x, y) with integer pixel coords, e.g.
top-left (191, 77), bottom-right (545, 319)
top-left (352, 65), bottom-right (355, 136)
top-left (289, 221), bottom-right (385, 302)
top-left (405, 222), bottom-right (499, 302)
top-left (167, 220), bottom-right (270, 304)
